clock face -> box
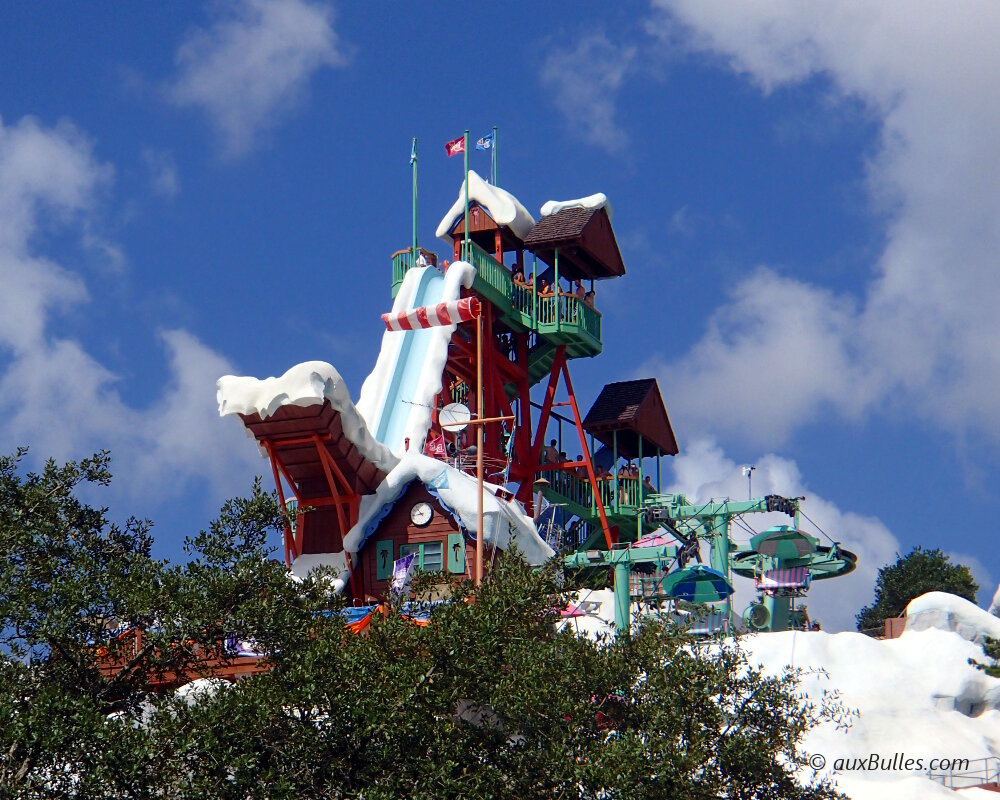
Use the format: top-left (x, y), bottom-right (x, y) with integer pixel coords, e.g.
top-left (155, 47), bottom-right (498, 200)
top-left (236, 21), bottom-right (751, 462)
top-left (410, 502), bottom-right (434, 527)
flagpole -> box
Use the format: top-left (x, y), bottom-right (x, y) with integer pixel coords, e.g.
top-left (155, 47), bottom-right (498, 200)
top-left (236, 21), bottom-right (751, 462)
top-left (492, 125), bottom-right (498, 186)
top-left (463, 129), bottom-right (470, 249)
top-left (411, 137), bottom-right (418, 259)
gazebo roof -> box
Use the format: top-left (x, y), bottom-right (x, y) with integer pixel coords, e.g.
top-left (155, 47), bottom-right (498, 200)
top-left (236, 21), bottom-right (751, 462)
top-left (523, 204), bottom-right (625, 280)
top-left (582, 379), bottom-right (678, 460)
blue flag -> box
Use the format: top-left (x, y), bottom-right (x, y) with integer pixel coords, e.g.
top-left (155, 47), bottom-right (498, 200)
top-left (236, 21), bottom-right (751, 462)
top-left (475, 131), bottom-right (494, 151)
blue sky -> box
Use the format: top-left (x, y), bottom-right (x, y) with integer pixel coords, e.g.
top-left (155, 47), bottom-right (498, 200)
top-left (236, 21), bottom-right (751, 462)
top-left (2, 1), bottom-right (997, 629)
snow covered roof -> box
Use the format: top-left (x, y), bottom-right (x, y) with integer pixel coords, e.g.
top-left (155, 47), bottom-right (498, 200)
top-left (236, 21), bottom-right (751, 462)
top-left (217, 360), bottom-right (399, 474)
top-left (343, 452), bottom-right (553, 566)
top-left (540, 192), bottom-right (612, 220)
top-left (435, 169), bottom-right (535, 243)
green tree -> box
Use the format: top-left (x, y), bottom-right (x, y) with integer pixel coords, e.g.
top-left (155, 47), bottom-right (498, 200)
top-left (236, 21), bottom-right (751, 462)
top-left (856, 546), bottom-right (978, 632)
top-left (0, 450), bottom-right (845, 799)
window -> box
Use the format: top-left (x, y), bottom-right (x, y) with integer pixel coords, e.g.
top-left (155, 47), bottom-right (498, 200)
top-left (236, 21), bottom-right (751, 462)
top-left (398, 542), bottom-right (443, 573)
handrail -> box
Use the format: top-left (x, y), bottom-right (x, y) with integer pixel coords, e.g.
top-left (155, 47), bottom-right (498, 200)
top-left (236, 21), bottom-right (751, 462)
top-left (391, 250), bottom-right (416, 294)
top-left (460, 240), bottom-right (512, 304)
top-left (540, 469), bottom-right (649, 515)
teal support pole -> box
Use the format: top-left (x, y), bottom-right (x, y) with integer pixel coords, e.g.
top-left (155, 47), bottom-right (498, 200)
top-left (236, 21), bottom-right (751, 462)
top-left (613, 559), bottom-right (631, 633)
top-left (410, 137), bottom-right (418, 258)
top-left (612, 430), bottom-right (618, 514)
top-left (656, 446), bottom-right (661, 492)
top-left (532, 254), bottom-right (537, 329)
top-left (637, 435), bottom-right (643, 538)
top-left (708, 514), bottom-right (732, 617)
top-left (492, 124), bottom-right (498, 185)
top-left (554, 247), bottom-right (560, 331)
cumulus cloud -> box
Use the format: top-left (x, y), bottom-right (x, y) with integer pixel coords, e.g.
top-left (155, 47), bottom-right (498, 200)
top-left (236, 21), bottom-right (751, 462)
top-left (142, 147), bottom-right (180, 198)
top-left (667, 438), bottom-right (900, 632)
top-left (645, 2), bottom-right (1000, 446)
top-left (0, 115), bottom-right (259, 511)
top-left (169, 0), bottom-right (345, 157)
top-left (540, 33), bottom-right (636, 154)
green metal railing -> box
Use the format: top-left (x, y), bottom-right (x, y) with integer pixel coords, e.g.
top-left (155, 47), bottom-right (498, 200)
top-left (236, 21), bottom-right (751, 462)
top-left (558, 295), bottom-right (602, 341)
top-left (391, 250), bottom-right (417, 296)
top-left (539, 469), bottom-right (646, 516)
top-left (460, 240), bottom-right (513, 307)
top-left (392, 242), bottom-right (601, 347)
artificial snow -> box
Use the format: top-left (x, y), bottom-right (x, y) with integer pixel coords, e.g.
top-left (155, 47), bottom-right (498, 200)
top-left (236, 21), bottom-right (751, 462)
top-left (435, 169), bottom-right (535, 242)
top-left (539, 192), bottom-right (612, 219)
top-left (216, 361), bottom-right (399, 473)
top-left (562, 589), bottom-right (1000, 798)
top-left (988, 583), bottom-right (1000, 617)
top-left (905, 591), bottom-right (1000, 643)
top-left (288, 551), bottom-right (351, 594)
top-left (343, 452), bottom-right (554, 568)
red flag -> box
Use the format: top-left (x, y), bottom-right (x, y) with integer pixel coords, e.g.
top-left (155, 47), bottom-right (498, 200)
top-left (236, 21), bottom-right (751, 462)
top-left (445, 136), bottom-right (465, 157)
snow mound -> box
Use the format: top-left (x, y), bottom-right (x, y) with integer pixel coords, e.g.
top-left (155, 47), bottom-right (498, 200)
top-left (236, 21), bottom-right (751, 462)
top-left (540, 193), bottom-right (612, 219)
top-left (988, 584), bottom-right (1000, 617)
top-left (173, 678), bottom-right (227, 705)
top-left (563, 591), bottom-right (1000, 798)
top-left (288, 551), bottom-right (351, 594)
top-left (343, 452), bottom-right (554, 567)
top-left (435, 169), bottom-right (535, 242)
top-left (216, 360), bottom-right (399, 473)
top-left (904, 591), bottom-right (1000, 644)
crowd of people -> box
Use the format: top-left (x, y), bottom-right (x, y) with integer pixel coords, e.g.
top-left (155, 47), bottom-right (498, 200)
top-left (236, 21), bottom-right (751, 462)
top-left (539, 441), bottom-right (658, 507)
top-left (512, 268), bottom-right (597, 310)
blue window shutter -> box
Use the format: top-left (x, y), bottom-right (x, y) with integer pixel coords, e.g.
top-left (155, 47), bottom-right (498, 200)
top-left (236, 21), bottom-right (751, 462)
top-left (375, 540), bottom-right (393, 580)
top-left (447, 533), bottom-right (466, 574)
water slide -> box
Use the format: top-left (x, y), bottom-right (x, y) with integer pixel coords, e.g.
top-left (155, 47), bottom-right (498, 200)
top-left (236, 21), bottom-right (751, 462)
top-left (356, 261), bottom-right (475, 456)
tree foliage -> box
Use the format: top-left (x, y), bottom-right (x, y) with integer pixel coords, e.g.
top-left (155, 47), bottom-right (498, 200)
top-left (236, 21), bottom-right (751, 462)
top-left (856, 546), bottom-right (978, 632)
top-left (0, 450), bottom-right (845, 799)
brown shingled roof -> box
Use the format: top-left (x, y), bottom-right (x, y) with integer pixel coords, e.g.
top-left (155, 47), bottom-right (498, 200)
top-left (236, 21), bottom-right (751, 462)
top-left (523, 206), bottom-right (626, 280)
top-left (583, 379), bottom-right (678, 459)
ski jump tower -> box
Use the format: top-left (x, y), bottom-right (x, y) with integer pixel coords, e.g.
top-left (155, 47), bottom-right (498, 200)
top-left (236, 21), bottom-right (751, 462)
top-left (418, 173), bottom-right (668, 550)
top-left (218, 170), bottom-right (646, 601)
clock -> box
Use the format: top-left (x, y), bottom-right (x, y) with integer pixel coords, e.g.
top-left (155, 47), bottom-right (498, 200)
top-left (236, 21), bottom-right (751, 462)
top-left (410, 502), bottom-right (434, 527)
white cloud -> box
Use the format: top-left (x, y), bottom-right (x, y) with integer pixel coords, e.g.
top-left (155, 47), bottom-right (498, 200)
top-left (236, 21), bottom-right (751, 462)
top-left (667, 438), bottom-right (900, 632)
top-left (142, 148), bottom-right (180, 198)
top-left (0, 115), bottom-right (260, 513)
top-left (540, 33), bottom-right (636, 154)
top-left (645, 2), bottom-right (1000, 445)
top-left (169, 0), bottom-right (345, 157)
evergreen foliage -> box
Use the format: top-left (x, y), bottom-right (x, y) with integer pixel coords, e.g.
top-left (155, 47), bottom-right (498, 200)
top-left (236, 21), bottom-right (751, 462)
top-left (0, 450), bottom-right (845, 799)
top-left (856, 546), bottom-right (978, 632)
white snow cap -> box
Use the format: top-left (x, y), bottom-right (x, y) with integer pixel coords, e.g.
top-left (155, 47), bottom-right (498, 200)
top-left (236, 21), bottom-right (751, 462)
top-left (435, 169), bottom-right (535, 242)
top-left (989, 584), bottom-right (1000, 617)
top-left (343, 452), bottom-right (554, 566)
top-left (288, 551), bottom-right (351, 595)
top-left (216, 361), bottom-right (399, 473)
top-left (540, 193), bottom-right (611, 220)
top-left (566, 590), bottom-right (1000, 799)
top-left (904, 591), bottom-right (1000, 644)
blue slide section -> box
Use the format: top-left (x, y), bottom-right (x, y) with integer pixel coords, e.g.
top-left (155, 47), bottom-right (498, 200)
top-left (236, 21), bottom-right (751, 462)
top-left (372, 268), bottom-right (447, 450)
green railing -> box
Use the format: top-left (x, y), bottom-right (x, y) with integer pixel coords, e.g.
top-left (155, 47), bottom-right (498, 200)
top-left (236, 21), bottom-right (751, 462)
top-left (558, 295), bottom-right (602, 341)
top-left (393, 241), bottom-right (601, 347)
top-left (391, 250), bottom-right (416, 296)
top-left (539, 469), bottom-right (647, 516)
top-left (460, 240), bottom-right (512, 307)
